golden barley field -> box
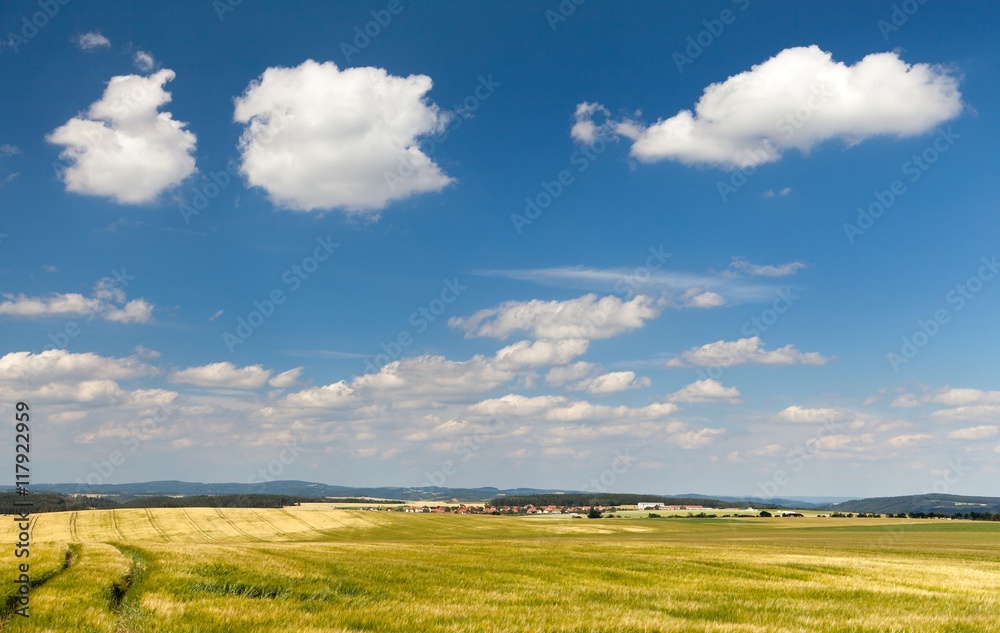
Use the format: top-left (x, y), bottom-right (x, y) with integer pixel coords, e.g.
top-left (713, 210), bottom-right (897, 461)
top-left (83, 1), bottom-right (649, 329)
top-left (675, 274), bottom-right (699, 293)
top-left (2, 508), bottom-right (999, 632)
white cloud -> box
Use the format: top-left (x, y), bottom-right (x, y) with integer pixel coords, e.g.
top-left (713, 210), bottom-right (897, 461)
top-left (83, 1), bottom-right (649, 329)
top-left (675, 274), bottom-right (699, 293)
top-left (234, 59), bottom-right (452, 213)
top-left (545, 362), bottom-right (596, 387)
top-left (727, 443), bottom-right (784, 462)
top-left (0, 350), bottom-right (156, 384)
top-left (575, 46), bottom-right (962, 168)
top-left (47, 69), bottom-right (196, 204)
top-left (51, 410), bottom-right (90, 424)
top-left (884, 433), bottom-right (933, 448)
top-left (681, 289), bottom-right (725, 308)
top-left (281, 380), bottom-right (357, 408)
top-left (0, 278), bottom-right (154, 323)
top-left (775, 405), bottom-right (854, 424)
top-left (946, 425), bottom-right (999, 440)
top-left (494, 339), bottom-right (590, 369)
top-left (478, 266), bottom-right (781, 306)
top-left (670, 428), bottom-right (725, 449)
top-left (74, 32), bottom-right (110, 51)
top-left (168, 362), bottom-right (273, 389)
top-left (668, 378), bottom-right (741, 404)
top-left (729, 257), bottom-right (805, 277)
top-left (666, 337), bottom-right (831, 368)
top-left (450, 294), bottom-right (661, 341)
top-left (932, 405), bottom-right (1000, 422)
top-left (570, 102), bottom-right (610, 144)
top-left (574, 371), bottom-right (651, 397)
top-left (268, 367), bottom-right (303, 388)
top-left (931, 387), bottom-right (1000, 407)
top-left (133, 50), bottom-right (155, 71)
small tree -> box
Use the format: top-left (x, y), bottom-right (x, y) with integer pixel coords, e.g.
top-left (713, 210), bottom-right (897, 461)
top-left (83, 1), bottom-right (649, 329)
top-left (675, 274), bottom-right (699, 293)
top-left (759, 510), bottom-right (772, 517)
top-left (587, 508), bottom-right (603, 519)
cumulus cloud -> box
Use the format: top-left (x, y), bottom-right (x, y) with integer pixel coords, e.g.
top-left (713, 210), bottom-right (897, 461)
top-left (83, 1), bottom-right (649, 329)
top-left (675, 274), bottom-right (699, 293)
top-left (946, 425), bottom-right (999, 440)
top-left (545, 362), bottom-right (596, 387)
top-left (450, 294), bottom-right (661, 341)
top-left (281, 380), bottom-right (357, 408)
top-left (681, 288), bottom-right (725, 308)
top-left (572, 371), bottom-right (651, 397)
top-left (234, 59), bottom-right (453, 213)
top-left (0, 278), bottom-right (154, 323)
top-left (0, 350), bottom-right (156, 384)
top-left (168, 362), bottom-right (276, 389)
top-left (494, 339), bottom-right (590, 369)
top-left (884, 433), bottom-right (933, 448)
top-left (47, 69), bottom-right (196, 204)
top-left (574, 46), bottom-right (962, 168)
top-left (775, 405), bottom-right (855, 424)
top-left (668, 378), bottom-right (741, 403)
top-left (268, 367), bottom-right (303, 388)
top-left (728, 257), bottom-right (805, 277)
top-left (74, 32), bottom-right (110, 51)
top-left (666, 337), bottom-right (830, 368)
top-left (133, 50), bottom-right (155, 71)
top-left (466, 393), bottom-right (678, 424)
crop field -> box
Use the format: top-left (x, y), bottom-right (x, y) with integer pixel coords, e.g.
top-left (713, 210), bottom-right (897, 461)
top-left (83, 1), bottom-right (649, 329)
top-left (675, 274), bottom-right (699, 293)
top-left (2, 508), bottom-right (999, 632)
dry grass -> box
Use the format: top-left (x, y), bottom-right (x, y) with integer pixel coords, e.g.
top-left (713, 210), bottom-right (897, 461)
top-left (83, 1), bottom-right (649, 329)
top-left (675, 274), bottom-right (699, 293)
top-left (1, 511), bottom-right (998, 631)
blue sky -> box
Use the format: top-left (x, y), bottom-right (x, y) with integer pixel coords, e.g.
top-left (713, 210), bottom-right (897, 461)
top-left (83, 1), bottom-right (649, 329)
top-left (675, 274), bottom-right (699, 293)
top-left (1, 0), bottom-right (999, 498)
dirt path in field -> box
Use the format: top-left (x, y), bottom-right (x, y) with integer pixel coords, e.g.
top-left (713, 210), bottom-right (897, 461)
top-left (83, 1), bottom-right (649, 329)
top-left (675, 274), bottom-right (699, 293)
top-left (69, 511), bottom-right (79, 542)
top-left (0, 545), bottom-right (77, 629)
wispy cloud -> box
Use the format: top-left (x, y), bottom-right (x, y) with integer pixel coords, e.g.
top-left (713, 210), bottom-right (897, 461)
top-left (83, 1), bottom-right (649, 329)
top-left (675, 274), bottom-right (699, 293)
top-left (476, 266), bottom-right (785, 305)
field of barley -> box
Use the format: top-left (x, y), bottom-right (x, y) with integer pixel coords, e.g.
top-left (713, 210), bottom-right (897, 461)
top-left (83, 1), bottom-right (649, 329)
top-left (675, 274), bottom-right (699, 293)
top-left (2, 507), bottom-right (999, 632)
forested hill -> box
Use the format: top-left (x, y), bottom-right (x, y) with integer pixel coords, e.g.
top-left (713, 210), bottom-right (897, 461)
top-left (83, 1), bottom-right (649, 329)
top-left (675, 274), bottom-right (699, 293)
top-left (826, 493), bottom-right (1000, 515)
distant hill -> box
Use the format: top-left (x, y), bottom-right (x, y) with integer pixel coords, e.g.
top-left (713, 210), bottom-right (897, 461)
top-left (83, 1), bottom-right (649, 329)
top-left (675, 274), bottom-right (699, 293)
top-left (825, 494), bottom-right (1000, 515)
top-left (19, 481), bottom-right (575, 503)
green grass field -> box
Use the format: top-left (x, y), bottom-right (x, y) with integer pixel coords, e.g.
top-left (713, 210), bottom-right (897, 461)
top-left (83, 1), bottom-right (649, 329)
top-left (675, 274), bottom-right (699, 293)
top-left (2, 508), bottom-right (998, 632)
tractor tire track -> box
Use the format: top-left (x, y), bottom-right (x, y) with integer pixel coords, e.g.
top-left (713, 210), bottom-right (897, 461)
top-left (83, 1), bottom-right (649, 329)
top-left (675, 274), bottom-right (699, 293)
top-left (278, 508), bottom-right (324, 535)
top-left (181, 509), bottom-right (218, 542)
top-left (69, 511), bottom-right (79, 542)
top-left (248, 509), bottom-right (293, 539)
top-left (109, 509), bottom-right (125, 541)
top-left (144, 509), bottom-right (172, 542)
top-left (213, 508), bottom-right (263, 542)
